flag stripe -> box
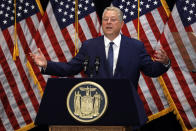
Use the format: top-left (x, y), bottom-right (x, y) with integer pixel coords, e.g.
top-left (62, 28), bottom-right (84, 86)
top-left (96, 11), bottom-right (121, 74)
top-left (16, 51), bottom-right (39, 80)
top-left (132, 19), bottom-right (166, 112)
top-left (26, 17), bottom-right (39, 40)
top-left (91, 13), bottom-right (101, 33)
top-left (44, 15), bottom-right (67, 62)
top-left (67, 24), bottom-right (84, 56)
top-left (85, 14), bottom-right (99, 38)
top-left (139, 15), bottom-right (158, 51)
top-left (16, 23), bottom-right (40, 113)
top-left (6, 24), bottom-right (38, 124)
top-left (151, 8), bottom-right (166, 34)
top-left (0, 41), bottom-right (32, 125)
top-left (0, 1), bottom-right (44, 130)
top-left (0, 114), bottom-right (7, 131)
top-left (36, 12), bottom-right (43, 22)
top-left (167, 17), bottom-right (196, 117)
top-left (33, 22), bottom-right (52, 60)
top-left (138, 77), bottom-right (156, 115)
top-left (0, 81), bottom-right (20, 130)
top-left (44, 2), bottom-right (73, 61)
top-left (26, 19), bottom-right (47, 86)
top-left (76, 22), bottom-right (88, 44)
top-left (18, 19), bottom-right (47, 90)
top-left (0, 35), bottom-right (27, 129)
top-left (121, 24), bottom-right (131, 37)
top-left (172, 32), bottom-right (195, 72)
top-left (187, 32), bottom-right (196, 54)
top-left (134, 20), bottom-right (153, 54)
top-left (26, 17), bottom-right (49, 86)
top-left (137, 85), bottom-right (153, 116)
top-left (137, 17), bottom-right (169, 111)
top-left (191, 23), bottom-right (196, 32)
top-left (151, 78), bottom-right (169, 109)
top-left (78, 19), bottom-right (91, 41)
top-left (142, 74), bottom-right (164, 111)
top-left (157, 6), bottom-right (168, 24)
top-left (61, 28), bottom-right (76, 58)
top-left (79, 18), bottom-right (92, 40)
top-left (172, 18), bottom-right (196, 67)
top-left (145, 12), bottom-right (161, 41)
top-left (161, 32), bottom-right (195, 128)
top-left (40, 14), bottom-right (61, 62)
top-left (124, 21), bottom-right (138, 39)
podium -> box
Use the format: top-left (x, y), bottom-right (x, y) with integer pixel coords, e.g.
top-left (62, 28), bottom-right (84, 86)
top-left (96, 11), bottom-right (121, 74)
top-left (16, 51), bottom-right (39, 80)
top-left (35, 78), bottom-right (147, 131)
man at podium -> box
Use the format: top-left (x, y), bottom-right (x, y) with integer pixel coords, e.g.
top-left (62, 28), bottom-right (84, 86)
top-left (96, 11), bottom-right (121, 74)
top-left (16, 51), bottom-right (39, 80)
top-left (30, 6), bottom-right (170, 129)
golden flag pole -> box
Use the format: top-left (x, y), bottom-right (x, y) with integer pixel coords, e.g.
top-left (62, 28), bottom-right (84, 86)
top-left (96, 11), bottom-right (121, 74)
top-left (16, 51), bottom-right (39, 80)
top-left (75, 0), bottom-right (79, 56)
top-left (13, 0), bottom-right (19, 61)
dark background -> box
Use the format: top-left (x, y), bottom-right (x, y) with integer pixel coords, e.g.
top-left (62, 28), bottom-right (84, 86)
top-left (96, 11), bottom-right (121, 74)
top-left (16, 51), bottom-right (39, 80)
top-left (30, 0), bottom-right (182, 131)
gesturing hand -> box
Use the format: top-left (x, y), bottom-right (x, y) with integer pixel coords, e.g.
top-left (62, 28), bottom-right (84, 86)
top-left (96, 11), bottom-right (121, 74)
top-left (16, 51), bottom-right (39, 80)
top-left (154, 46), bottom-right (169, 65)
top-left (29, 48), bottom-right (47, 68)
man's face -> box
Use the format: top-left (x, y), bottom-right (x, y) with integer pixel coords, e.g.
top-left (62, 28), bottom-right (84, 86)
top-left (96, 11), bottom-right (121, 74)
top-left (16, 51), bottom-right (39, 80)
top-left (102, 10), bottom-right (124, 40)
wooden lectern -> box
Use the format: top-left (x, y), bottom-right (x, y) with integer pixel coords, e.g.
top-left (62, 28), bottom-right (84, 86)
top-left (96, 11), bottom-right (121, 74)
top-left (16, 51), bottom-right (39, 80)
top-left (35, 78), bottom-right (147, 131)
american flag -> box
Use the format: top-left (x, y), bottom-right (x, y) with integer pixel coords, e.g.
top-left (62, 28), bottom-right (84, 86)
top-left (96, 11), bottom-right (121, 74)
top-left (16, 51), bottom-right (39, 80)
top-left (31, 0), bottom-right (100, 82)
top-left (159, 0), bottom-right (196, 130)
top-left (112, 0), bottom-right (171, 119)
top-left (0, 0), bottom-right (44, 131)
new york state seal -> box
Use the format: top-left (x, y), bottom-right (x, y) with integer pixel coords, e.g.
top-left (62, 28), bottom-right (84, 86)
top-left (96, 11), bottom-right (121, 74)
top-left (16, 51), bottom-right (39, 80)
top-left (66, 81), bottom-right (108, 123)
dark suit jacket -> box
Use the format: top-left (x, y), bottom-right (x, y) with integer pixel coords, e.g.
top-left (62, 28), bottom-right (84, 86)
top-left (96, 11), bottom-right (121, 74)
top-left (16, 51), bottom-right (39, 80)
top-left (43, 35), bottom-right (169, 88)
top-left (42, 35), bottom-right (169, 127)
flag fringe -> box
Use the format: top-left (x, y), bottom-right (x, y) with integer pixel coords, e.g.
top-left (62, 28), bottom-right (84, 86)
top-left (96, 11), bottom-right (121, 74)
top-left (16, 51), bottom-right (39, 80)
top-left (36, 0), bottom-right (44, 16)
top-left (158, 76), bottom-right (189, 131)
top-left (15, 122), bottom-right (35, 131)
top-left (189, 128), bottom-right (196, 131)
top-left (26, 60), bottom-right (43, 96)
top-left (13, 42), bottom-right (19, 61)
top-left (147, 107), bottom-right (173, 122)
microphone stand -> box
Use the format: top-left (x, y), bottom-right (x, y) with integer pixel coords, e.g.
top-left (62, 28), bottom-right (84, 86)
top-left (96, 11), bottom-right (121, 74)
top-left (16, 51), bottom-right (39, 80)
top-left (83, 56), bottom-right (89, 75)
top-left (94, 56), bottom-right (100, 76)
top-left (83, 56), bottom-right (100, 78)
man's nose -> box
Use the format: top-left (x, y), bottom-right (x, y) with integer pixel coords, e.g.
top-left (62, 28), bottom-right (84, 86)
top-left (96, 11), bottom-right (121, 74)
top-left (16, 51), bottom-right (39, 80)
top-left (107, 18), bottom-right (112, 23)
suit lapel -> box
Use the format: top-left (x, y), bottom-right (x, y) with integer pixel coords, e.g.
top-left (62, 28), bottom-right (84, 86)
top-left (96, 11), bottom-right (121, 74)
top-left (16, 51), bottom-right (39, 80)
top-left (97, 36), bottom-right (106, 60)
top-left (114, 35), bottom-right (128, 77)
top-left (96, 36), bottom-right (111, 77)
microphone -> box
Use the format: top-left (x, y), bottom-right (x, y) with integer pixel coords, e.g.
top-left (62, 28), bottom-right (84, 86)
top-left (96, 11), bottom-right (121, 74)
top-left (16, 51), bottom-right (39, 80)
top-left (94, 56), bottom-right (100, 74)
top-left (83, 55), bottom-right (89, 74)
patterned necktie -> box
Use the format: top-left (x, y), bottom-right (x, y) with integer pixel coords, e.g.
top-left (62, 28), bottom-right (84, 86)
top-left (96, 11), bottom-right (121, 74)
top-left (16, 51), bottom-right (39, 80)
top-left (108, 42), bottom-right (114, 77)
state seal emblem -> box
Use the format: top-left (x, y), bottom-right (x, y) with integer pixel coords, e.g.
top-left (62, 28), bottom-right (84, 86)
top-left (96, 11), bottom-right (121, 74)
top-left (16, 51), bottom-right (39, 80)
top-left (66, 81), bottom-right (108, 123)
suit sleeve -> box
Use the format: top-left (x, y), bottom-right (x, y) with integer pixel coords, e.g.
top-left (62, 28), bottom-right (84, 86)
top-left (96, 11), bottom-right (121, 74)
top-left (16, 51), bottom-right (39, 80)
top-left (139, 42), bottom-right (169, 77)
top-left (41, 43), bottom-right (88, 77)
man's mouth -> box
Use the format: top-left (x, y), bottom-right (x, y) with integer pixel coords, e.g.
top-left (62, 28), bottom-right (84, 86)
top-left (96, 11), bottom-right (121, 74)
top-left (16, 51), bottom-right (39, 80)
top-left (106, 27), bottom-right (112, 29)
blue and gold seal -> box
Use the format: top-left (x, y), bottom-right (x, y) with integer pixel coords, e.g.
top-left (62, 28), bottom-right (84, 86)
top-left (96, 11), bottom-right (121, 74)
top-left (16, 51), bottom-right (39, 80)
top-left (67, 81), bottom-right (108, 123)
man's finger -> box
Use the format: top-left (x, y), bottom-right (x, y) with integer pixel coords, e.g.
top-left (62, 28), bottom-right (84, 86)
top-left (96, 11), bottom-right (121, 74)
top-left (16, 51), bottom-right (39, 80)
top-left (38, 48), bottom-right (43, 55)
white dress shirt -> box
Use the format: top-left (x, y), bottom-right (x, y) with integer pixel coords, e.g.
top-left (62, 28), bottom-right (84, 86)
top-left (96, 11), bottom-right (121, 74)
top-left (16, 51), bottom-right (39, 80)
top-left (104, 34), bottom-right (121, 75)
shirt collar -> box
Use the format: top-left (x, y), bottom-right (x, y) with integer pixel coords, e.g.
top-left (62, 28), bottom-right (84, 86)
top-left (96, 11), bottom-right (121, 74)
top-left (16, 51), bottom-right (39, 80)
top-left (104, 34), bottom-right (121, 47)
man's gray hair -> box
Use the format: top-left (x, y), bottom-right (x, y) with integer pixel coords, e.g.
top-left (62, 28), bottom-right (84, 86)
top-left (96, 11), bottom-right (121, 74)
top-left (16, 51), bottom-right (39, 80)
top-left (102, 6), bottom-right (123, 22)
